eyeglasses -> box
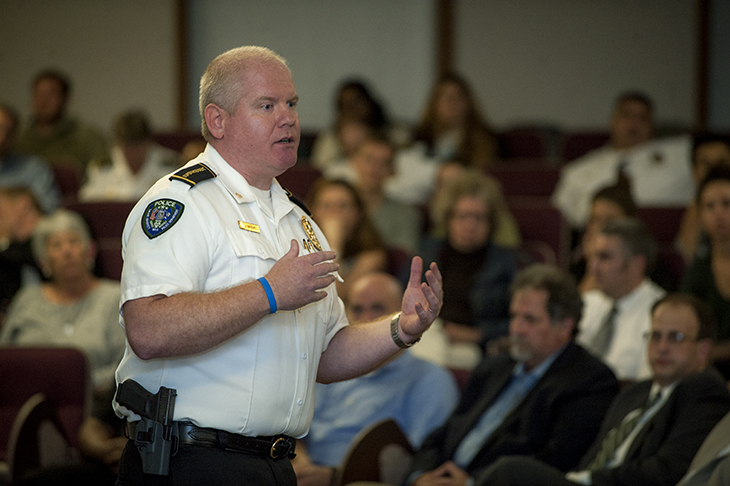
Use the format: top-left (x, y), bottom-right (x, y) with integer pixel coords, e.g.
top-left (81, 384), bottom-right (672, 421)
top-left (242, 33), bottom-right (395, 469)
top-left (643, 331), bottom-right (698, 344)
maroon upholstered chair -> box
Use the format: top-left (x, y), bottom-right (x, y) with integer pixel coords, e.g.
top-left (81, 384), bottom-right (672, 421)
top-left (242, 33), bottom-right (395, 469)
top-left (64, 201), bottom-right (136, 280)
top-left (0, 347), bottom-right (91, 461)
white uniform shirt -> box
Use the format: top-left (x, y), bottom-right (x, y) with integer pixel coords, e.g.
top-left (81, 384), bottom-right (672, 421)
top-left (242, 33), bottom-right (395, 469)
top-left (552, 135), bottom-right (694, 228)
top-left (79, 144), bottom-right (180, 202)
top-left (577, 279), bottom-right (665, 381)
top-left (114, 145), bottom-right (348, 438)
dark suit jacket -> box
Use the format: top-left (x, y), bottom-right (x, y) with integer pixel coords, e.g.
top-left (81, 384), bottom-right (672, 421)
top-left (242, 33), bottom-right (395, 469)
top-left (582, 367), bottom-right (730, 486)
top-left (408, 342), bottom-right (619, 479)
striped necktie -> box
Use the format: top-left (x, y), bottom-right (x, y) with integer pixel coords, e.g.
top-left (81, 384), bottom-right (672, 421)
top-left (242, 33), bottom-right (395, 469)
top-left (588, 304), bottom-right (618, 358)
top-left (588, 391), bottom-right (661, 471)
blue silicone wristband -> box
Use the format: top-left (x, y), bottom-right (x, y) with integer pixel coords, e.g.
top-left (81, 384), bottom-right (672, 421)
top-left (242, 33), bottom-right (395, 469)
top-left (257, 277), bottom-right (277, 314)
top-left (256, 277), bottom-right (276, 314)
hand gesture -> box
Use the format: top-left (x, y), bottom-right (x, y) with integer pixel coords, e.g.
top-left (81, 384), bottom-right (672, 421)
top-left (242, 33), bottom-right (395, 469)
top-left (265, 240), bottom-right (339, 311)
top-left (398, 256), bottom-right (443, 343)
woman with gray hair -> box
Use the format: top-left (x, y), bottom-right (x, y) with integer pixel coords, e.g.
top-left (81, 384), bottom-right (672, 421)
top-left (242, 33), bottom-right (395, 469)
top-left (0, 209), bottom-right (125, 392)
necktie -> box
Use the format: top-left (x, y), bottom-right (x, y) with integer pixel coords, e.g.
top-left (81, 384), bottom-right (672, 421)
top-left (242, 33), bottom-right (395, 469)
top-left (616, 159), bottom-right (631, 189)
top-left (588, 392), bottom-right (662, 471)
top-left (588, 304), bottom-right (618, 358)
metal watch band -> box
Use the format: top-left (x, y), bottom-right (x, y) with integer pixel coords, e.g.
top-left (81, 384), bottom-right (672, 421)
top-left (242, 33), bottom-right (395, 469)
top-left (390, 312), bottom-right (420, 349)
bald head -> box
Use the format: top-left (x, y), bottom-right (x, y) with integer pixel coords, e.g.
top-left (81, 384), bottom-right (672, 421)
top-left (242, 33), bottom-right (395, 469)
top-left (346, 272), bottom-right (403, 324)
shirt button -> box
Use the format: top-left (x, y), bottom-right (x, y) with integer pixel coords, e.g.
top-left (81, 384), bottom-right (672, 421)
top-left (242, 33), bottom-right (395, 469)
top-left (297, 399), bottom-right (303, 406)
top-left (258, 249), bottom-right (264, 254)
top-left (302, 353), bottom-right (307, 360)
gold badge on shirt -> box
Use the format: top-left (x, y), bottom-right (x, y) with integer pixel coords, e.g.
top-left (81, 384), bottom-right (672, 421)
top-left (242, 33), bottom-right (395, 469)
top-left (301, 216), bottom-right (322, 252)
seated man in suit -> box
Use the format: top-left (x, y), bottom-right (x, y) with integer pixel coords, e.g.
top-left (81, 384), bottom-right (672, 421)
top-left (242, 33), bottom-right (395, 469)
top-left (476, 293), bottom-right (730, 486)
top-left (293, 272), bottom-right (460, 486)
top-left (404, 264), bottom-right (619, 486)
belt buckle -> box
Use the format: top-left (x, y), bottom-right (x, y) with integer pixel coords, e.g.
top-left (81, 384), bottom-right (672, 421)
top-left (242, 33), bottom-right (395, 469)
top-left (270, 437), bottom-right (290, 459)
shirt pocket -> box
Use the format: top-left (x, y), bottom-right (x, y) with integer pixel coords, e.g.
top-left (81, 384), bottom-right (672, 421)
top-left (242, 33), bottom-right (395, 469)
top-left (226, 229), bottom-right (280, 261)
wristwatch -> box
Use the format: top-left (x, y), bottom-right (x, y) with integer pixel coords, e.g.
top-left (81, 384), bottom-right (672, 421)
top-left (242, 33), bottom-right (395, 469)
top-left (390, 312), bottom-right (421, 349)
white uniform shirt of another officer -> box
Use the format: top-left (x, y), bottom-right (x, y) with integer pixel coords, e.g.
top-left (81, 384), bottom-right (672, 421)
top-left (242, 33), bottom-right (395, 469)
top-left (113, 46), bottom-right (443, 442)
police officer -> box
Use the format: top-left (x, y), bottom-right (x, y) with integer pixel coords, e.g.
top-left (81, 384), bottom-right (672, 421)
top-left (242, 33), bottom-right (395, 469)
top-left (113, 46), bottom-right (443, 486)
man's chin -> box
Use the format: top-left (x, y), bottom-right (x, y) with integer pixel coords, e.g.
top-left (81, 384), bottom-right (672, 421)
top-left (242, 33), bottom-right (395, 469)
top-left (509, 345), bottom-right (532, 364)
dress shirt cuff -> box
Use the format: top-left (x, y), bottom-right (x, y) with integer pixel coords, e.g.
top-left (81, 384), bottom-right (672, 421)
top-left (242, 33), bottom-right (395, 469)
top-left (565, 470), bottom-right (592, 485)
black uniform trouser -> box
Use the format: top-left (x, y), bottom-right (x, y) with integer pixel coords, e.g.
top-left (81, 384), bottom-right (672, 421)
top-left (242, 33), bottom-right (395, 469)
top-left (116, 440), bottom-right (296, 486)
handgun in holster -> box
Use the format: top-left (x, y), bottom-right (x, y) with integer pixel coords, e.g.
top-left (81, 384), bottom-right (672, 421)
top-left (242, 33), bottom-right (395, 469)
top-left (115, 379), bottom-right (178, 476)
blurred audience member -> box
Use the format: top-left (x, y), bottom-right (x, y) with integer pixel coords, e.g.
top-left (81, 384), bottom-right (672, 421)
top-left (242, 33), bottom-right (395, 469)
top-left (0, 102), bottom-right (60, 213)
top-left (431, 164), bottom-right (520, 249)
top-left (79, 110), bottom-right (180, 202)
top-left (293, 272), bottom-right (459, 486)
top-left (326, 133), bottom-right (422, 253)
top-left (552, 92), bottom-right (694, 229)
top-left (311, 79), bottom-right (409, 171)
top-left (16, 69), bottom-right (108, 177)
top-left (308, 178), bottom-right (387, 298)
top-left (0, 209), bottom-right (125, 396)
top-left (578, 218), bottom-right (663, 381)
top-left (413, 73), bottom-right (498, 169)
top-left (681, 165), bottom-right (730, 374)
top-left (570, 183), bottom-right (638, 292)
top-left (676, 134), bottom-right (730, 263)
top-left (476, 293), bottom-right (730, 486)
top-left (418, 169), bottom-right (518, 360)
top-left (403, 264), bottom-right (618, 486)
top-left (0, 187), bottom-right (43, 317)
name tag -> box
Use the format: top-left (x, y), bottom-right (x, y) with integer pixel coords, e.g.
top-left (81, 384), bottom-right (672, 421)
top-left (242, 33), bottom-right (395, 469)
top-left (239, 221), bottom-right (260, 233)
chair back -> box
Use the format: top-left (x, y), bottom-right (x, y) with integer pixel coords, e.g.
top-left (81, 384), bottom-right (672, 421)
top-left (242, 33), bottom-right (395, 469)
top-left (0, 348), bottom-right (91, 461)
top-left (338, 419), bottom-right (414, 486)
top-left (5, 393), bottom-right (75, 481)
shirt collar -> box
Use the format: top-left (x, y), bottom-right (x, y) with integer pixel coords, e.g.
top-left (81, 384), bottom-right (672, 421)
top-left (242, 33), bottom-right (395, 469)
top-left (513, 344), bottom-right (566, 380)
top-left (202, 144), bottom-right (294, 220)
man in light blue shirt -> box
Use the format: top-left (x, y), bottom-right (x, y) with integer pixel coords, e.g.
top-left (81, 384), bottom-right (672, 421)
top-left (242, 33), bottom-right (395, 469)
top-left (293, 272), bottom-right (459, 486)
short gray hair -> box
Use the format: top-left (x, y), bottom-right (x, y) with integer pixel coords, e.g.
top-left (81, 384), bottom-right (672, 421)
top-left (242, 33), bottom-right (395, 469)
top-left (198, 46), bottom-right (289, 142)
top-left (599, 217), bottom-right (657, 274)
top-left (31, 209), bottom-right (92, 265)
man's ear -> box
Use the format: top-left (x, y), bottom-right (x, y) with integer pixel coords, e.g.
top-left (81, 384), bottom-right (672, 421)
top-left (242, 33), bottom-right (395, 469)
top-left (204, 104), bottom-right (226, 140)
top-left (559, 317), bottom-right (576, 340)
top-left (697, 338), bottom-right (713, 367)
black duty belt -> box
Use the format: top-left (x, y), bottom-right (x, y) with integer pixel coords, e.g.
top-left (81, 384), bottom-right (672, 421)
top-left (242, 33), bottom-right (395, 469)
top-left (128, 421), bottom-right (296, 460)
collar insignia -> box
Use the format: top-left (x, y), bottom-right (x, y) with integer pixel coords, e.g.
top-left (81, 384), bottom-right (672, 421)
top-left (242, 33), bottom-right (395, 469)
top-left (301, 216), bottom-right (322, 251)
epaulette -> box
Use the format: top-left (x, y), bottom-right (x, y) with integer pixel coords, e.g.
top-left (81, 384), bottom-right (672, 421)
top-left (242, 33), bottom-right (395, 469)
top-left (169, 163), bottom-right (217, 187)
top-left (284, 188), bottom-right (312, 216)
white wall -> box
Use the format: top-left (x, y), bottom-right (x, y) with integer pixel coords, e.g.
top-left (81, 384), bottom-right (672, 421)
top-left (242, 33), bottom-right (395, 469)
top-left (455, 0), bottom-right (697, 130)
top-left (1, 0), bottom-right (707, 138)
top-left (0, 0), bottom-right (177, 137)
top-left (186, 0), bottom-right (436, 133)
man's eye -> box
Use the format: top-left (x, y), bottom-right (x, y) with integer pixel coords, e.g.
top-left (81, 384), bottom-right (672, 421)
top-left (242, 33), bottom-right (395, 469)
top-left (263, 104), bottom-right (273, 110)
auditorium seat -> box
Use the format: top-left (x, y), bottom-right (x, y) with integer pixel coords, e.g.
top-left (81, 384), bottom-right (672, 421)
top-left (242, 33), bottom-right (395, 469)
top-left (636, 206), bottom-right (686, 245)
top-left (560, 131), bottom-right (610, 162)
top-left (0, 348), bottom-right (90, 461)
top-left (508, 199), bottom-right (571, 268)
top-left (489, 162), bottom-right (561, 199)
top-left (64, 201), bottom-right (136, 280)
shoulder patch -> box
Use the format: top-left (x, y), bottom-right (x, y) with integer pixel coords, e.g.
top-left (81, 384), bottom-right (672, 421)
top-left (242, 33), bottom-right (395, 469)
top-left (169, 163), bottom-right (217, 187)
top-left (284, 188), bottom-right (312, 216)
top-left (141, 199), bottom-right (185, 239)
